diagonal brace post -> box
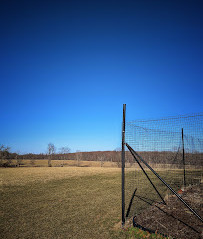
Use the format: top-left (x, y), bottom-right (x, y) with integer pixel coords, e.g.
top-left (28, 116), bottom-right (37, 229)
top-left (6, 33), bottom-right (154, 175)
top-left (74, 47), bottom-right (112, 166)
top-left (126, 188), bottom-right (137, 218)
top-left (126, 143), bottom-right (203, 223)
top-left (127, 144), bottom-right (166, 205)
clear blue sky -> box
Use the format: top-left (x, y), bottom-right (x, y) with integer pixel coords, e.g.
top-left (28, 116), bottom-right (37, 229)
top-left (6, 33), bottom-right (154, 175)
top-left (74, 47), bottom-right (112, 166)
top-left (0, 0), bottom-right (202, 154)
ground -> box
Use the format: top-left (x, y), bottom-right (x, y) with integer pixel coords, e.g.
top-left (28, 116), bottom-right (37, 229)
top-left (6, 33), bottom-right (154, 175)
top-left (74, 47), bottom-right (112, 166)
top-left (133, 184), bottom-right (203, 239)
top-left (1, 167), bottom-right (127, 239)
top-left (1, 165), bottom-right (202, 239)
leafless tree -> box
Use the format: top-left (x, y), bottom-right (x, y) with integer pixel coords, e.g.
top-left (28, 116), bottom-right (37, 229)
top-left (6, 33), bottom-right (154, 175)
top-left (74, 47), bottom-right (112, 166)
top-left (75, 150), bottom-right (82, 166)
top-left (0, 145), bottom-right (5, 166)
top-left (98, 155), bottom-right (104, 167)
top-left (47, 143), bottom-right (56, 167)
top-left (30, 158), bottom-right (35, 166)
top-left (115, 148), bottom-right (121, 168)
top-left (0, 145), bottom-right (11, 166)
top-left (59, 146), bottom-right (70, 166)
top-left (16, 154), bottom-right (22, 167)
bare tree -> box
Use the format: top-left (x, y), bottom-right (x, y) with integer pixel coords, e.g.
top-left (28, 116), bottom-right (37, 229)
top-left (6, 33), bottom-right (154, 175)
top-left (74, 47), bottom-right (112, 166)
top-left (47, 143), bottom-right (56, 167)
top-left (0, 145), bottom-right (4, 165)
top-left (0, 145), bottom-right (11, 167)
top-left (16, 154), bottom-right (22, 167)
top-left (75, 150), bottom-right (82, 167)
top-left (98, 155), bottom-right (104, 167)
top-left (115, 148), bottom-right (121, 168)
top-left (30, 158), bottom-right (35, 166)
top-left (59, 146), bottom-right (70, 166)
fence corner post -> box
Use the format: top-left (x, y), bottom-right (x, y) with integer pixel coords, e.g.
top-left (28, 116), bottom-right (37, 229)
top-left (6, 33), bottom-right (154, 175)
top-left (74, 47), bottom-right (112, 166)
top-left (122, 104), bottom-right (126, 226)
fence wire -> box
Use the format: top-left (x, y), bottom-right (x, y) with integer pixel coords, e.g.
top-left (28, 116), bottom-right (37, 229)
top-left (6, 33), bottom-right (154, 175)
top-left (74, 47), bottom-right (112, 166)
top-left (124, 113), bottom-right (203, 219)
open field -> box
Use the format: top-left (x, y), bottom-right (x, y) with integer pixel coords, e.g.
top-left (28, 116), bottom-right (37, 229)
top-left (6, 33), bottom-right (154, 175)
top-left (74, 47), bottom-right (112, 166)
top-left (1, 167), bottom-right (202, 239)
top-left (0, 167), bottom-right (121, 186)
top-left (1, 159), bottom-right (120, 168)
top-left (3, 158), bottom-right (202, 170)
top-left (1, 167), bottom-right (126, 239)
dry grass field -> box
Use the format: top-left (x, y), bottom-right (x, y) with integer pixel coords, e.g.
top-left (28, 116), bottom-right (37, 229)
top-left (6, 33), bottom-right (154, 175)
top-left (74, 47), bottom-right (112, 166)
top-left (1, 165), bottom-right (201, 239)
top-left (3, 159), bottom-right (121, 168)
top-left (1, 167), bottom-right (127, 239)
top-left (0, 167), bottom-right (121, 186)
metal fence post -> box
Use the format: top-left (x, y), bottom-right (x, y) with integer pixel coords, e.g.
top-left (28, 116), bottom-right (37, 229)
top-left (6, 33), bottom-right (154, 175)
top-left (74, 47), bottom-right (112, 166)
top-left (122, 104), bottom-right (126, 226)
top-left (182, 128), bottom-right (186, 187)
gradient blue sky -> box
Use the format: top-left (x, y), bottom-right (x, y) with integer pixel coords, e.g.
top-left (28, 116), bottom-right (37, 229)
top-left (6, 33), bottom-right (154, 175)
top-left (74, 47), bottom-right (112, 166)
top-left (0, 0), bottom-right (202, 153)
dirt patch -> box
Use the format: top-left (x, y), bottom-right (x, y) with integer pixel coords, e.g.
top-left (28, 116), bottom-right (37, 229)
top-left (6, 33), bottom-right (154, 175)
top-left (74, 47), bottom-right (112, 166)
top-left (133, 184), bottom-right (203, 238)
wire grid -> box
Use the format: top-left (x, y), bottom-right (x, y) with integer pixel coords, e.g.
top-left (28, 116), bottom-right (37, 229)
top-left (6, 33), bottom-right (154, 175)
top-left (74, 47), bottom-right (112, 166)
top-left (124, 113), bottom-right (203, 218)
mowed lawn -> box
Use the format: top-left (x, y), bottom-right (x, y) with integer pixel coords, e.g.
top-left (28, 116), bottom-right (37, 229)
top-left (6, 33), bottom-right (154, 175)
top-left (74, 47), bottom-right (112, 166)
top-left (1, 167), bottom-right (127, 239)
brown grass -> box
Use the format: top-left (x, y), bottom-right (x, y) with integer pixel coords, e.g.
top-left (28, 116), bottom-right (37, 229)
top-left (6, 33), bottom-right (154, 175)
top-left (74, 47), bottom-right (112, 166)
top-left (1, 167), bottom-right (125, 239)
top-left (4, 159), bottom-right (120, 168)
top-left (0, 167), bottom-right (121, 186)
top-left (1, 166), bottom-right (200, 239)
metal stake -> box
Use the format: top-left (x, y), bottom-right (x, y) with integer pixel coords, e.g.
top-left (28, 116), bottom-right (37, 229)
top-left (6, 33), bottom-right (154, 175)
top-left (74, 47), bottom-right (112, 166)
top-left (182, 128), bottom-right (186, 187)
top-left (121, 104), bottom-right (126, 226)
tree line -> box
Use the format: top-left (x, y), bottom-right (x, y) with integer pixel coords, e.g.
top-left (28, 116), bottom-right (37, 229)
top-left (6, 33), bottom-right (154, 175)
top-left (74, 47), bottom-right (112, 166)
top-left (0, 143), bottom-right (122, 167)
top-left (1, 143), bottom-right (202, 167)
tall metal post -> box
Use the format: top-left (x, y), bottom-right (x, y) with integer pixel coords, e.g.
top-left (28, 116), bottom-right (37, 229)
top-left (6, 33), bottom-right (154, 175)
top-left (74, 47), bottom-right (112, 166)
top-left (182, 128), bottom-right (186, 187)
top-left (122, 104), bottom-right (126, 226)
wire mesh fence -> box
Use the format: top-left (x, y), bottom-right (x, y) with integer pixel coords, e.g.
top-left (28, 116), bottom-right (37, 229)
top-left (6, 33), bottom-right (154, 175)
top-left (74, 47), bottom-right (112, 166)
top-left (124, 113), bottom-right (203, 219)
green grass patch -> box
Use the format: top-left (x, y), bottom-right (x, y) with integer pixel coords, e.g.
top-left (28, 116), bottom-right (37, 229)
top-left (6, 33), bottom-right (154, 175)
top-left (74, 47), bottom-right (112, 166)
top-left (126, 227), bottom-right (172, 239)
